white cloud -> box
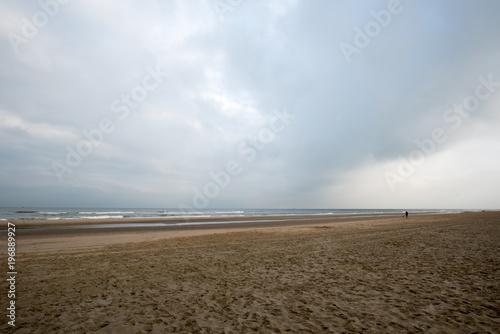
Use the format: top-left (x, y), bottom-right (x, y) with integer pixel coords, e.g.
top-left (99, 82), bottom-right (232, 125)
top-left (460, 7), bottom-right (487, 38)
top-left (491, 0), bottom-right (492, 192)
top-left (1, 0), bottom-right (499, 208)
top-left (329, 137), bottom-right (500, 209)
top-left (0, 109), bottom-right (77, 142)
top-left (267, 0), bottom-right (298, 17)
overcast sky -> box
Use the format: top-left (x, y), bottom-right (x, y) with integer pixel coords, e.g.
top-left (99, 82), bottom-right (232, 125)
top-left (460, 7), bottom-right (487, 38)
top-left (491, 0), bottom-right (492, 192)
top-left (1, 0), bottom-right (499, 209)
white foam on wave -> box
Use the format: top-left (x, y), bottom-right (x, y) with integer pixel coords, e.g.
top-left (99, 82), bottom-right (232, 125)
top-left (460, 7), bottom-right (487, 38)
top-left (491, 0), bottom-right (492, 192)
top-left (214, 211), bottom-right (245, 214)
top-left (160, 211), bottom-right (206, 215)
top-left (160, 211), bottom-right (245, 216)
top-left (78, 212), bottom-right (134, 215)
top-left (78, 215), bottom-right (124, 219)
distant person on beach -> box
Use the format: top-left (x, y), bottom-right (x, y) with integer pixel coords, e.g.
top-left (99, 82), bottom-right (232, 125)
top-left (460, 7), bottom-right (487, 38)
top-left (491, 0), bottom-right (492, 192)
top-left (405, 211), bottom-right (408, 218)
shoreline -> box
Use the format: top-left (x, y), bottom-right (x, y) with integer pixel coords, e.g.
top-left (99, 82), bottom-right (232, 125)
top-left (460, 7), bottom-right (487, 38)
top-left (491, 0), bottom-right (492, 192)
top-left (0, 209), bottom-right (462, 225)
top-left (2, 212), bottom-right (459, 254)
top-left (4, 211), bottom-right (442, 227)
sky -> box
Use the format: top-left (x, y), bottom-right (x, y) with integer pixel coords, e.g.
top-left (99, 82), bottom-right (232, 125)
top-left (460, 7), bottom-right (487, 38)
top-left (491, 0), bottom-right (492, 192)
top-left (1, 0), bottom-right (499, 209)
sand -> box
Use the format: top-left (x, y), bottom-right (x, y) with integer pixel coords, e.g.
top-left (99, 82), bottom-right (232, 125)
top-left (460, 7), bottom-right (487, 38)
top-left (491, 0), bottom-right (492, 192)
top-left (1, 212), bottom-right (499, 333)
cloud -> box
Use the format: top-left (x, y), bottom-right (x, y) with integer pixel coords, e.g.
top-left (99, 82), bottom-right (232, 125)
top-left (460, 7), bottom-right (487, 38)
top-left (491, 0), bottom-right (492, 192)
top-left (1, 0), bottom-right (499, 209)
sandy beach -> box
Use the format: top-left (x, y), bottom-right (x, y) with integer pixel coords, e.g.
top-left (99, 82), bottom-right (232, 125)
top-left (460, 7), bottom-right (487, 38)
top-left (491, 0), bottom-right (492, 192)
top-left (1, 212), bottom-right (499, 333)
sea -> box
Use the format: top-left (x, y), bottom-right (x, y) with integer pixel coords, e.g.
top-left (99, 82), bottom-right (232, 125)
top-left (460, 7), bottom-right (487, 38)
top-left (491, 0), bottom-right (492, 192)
top-left (0, 207), bottom-right (465, 221)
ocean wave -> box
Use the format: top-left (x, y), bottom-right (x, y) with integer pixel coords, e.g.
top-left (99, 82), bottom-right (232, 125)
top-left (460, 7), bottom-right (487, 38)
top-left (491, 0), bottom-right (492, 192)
top-left (160, 211), bottom-right (205, 215)
top-left (156, 211), bottom-right (246, 216)
top-left (37, 212), bottom-right (68, 215)
top-left (214, 211), bottom-right (245, 214)
top-left (78, 215), bottom-right (124, 219)
top-left (77, 212), bottom-right (134, 215)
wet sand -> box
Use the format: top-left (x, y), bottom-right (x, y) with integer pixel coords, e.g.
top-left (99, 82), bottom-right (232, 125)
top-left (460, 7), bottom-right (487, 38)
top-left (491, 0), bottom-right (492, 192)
top-left (9, 213), bottom-right (407, 253)
top-left (1, 212), bottom-right (499, 333)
